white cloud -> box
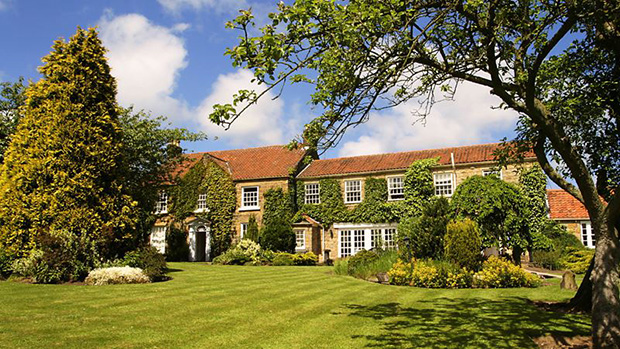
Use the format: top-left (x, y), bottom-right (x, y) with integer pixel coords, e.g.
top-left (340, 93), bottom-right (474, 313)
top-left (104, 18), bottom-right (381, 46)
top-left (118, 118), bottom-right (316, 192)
top-left (98, 12), bottom-right (192, 121)
top-left (197, 69), bottom-right (291, 147)
top-left (158, 0), bottom-right (247, 14)
top-left (338, 81), bottom-right (519, 157)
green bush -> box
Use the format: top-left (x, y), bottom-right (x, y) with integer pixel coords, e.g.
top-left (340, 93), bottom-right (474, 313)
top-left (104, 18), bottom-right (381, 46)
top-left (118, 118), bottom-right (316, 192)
top-left (531, 250), bottom-right (563, 270)
top-left (259, 218), bottom-right (295, 252)
top-left (388, 259), bottom-right (473, 288)
top-left (271, 252), bottom-right (318, 266)
top-left (272, 253), bottom-right (295, 266)
top-left (397, 197), bottom-right (450, 260)
top-left (473, 256), bottom-right (541, 288)
top-left (530, 221), bottom-right (585, 270)
top-left (347, 250), bottom-right (380, 274)
top-left (122, 246), bottom-right (168, 281)
top-left (334, 258), bottom-right (349, 276)
top-left (244, 215), bottom-right (260, 242)
top-left (166, 226), bottom-right (189, 262)
top-left (85, 267), bottom-right (150, 285)
top-left (212, 240), bottom-right (262, 265)
top-left (294, 252), bottom-right (318, 266)
top-left (0, 247), bottom-right (14, 279)
top-left (444, 219), bottom-right (482, 271)
top-left (561, 247), bottom-right (594, 274)
top-left (10, 231), bottom-right (100, 283)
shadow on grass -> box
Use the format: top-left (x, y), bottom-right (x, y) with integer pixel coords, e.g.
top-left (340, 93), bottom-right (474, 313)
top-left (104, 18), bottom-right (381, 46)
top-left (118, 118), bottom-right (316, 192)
top-left (340, 297), bottom-right (590, 348)
top-left (166, 268), bottom-right (184, 273)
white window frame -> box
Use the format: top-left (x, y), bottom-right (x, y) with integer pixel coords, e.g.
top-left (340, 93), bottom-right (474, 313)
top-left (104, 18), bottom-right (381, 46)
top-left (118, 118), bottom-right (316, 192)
top-left (387, 175), bottom-right (405, 201)
top-left (240, 223), bottom-right (248, 239)
top-left (344, 180), bottom-right (363, 204)
top-left (155, 191), bottom-right (169, 214)
top-left (335, 223), bottom-right (398, 257)
top-left (482, 169), bottom-right (503, 179)
top-left (150, 226), bottom-right (167, 254)
top-left (580, 221), bottom-right (595, 249)
top-left (433, 173), bottom-right (454, 197)
top-left (295, 229), bottom-right (306, 250)
top-left (241, 186), bottom-right (260, 211)
top-left (304, 183), bottom-right (321, 204)
top-left (195, 193), bottom-right (209, 213)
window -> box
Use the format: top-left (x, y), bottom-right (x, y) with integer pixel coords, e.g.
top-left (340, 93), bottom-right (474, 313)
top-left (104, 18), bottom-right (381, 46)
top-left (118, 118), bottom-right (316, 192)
top-left (304, 183), bottom-right (320, 204)
top-left (344, 180), bottom-right (362, 204)
top-left (196, 193), bottom-right (208, 211)
top-left (337, 225), bottom-right (398, 257)
top-left (387, 176), bottom-right (404, 201)
top-left (150, 226), bottom-right (167, 254)
top-left (155, 191), bottom-right (168, 214)
top-left (295, 229), bottom-right (306, 249)
top-left (482, 169), bottom-right (502, 179)
top-left (241, 186), bottom-right (259, 210)
top-left (240, 223), bottom-right (248, 239)
top-left (433, 173), bottom-right (454, 197)
top-left (581, 221), bottom-right (595, 248)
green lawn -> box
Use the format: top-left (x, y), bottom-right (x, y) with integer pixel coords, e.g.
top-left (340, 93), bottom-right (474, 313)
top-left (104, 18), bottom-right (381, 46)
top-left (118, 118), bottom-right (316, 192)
top-left (0, 263), bottom-right (590, 348)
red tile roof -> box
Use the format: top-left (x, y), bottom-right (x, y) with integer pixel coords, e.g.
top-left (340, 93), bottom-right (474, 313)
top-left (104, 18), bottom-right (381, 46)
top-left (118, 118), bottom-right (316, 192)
top-left (297, 143), bottom-right (533, 178)
top-left (547, 189), bottom-right (590, 220)
top-left (179, 145), bottom-right (307, 181)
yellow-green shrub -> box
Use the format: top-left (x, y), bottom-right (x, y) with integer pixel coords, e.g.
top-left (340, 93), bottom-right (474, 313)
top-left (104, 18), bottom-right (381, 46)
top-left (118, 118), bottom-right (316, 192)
top-left (474, 256), bottom-right (541, 288)
top-left (388, 259), bottom-right (473, 288)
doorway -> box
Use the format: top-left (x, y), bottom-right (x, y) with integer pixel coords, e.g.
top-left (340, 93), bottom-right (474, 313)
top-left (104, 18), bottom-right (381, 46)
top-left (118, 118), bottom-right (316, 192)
top-left (196, 226), bottom-right (207, 262)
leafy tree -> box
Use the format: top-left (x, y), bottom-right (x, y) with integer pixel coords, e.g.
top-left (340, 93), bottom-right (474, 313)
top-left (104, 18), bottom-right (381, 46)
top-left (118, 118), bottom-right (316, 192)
top-left (245, 215), bottom-right (260, 242)
top-left (0, 78), bottom-right (26, 164)
top-left (451, 175), bottom-right (531, 264)
top-left (119, 108), bottom-right (206, 242)
top-left (0, 28), bottom-right (136, 271)
top-left (212, 2), bottom-right (620, 342)
top-left (398, 197), bottom-right (450, 260)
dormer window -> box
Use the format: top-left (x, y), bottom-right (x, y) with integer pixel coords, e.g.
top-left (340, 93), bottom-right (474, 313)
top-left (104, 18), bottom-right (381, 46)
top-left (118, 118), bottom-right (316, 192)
top-left (155, 191), bottom-right (168, 214)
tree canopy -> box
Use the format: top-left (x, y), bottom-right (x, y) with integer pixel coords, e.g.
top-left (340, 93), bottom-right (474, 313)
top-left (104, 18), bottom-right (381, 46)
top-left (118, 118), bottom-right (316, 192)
top-left (213, 1), bottom-right (620, 344)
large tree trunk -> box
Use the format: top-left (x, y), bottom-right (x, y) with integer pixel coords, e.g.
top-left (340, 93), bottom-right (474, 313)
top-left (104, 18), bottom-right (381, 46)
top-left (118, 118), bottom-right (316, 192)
top-left (590, 222), bottom-right (620, 347)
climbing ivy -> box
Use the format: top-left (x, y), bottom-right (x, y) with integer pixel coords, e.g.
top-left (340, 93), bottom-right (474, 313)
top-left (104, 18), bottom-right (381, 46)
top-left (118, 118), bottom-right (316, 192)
top-left (171, 157), bottom-right (236, 257)
top-left (293, 159), bottom-right (436, 225)
top-left (403, 158), bottom-right (438, 216)
top-left (519, 165), bottom-right (553, 250)
top-left (263, 188), bottom-right (294, 225)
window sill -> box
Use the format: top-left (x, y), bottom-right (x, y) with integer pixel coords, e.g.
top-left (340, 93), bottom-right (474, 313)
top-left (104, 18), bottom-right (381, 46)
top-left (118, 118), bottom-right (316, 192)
top-left (387, 198), bottom-right (404, 202)
top-left (193, 209), bottom-right (210, 214)
top-left (239, 207), bottom-right (260, 212)
top-left (154, 211), bottom-right (168, 215)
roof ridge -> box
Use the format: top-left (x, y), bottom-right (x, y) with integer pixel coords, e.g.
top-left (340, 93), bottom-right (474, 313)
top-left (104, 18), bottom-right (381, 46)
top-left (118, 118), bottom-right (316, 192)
top-left (311, 142), bottom-right (502, 162)
top-left (185, 144), bottom-right (291, 156)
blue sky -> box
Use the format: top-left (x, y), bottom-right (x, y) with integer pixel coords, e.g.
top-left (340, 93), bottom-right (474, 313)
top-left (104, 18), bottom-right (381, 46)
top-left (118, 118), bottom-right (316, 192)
top-left (0, 0), bottom-right (521, 159)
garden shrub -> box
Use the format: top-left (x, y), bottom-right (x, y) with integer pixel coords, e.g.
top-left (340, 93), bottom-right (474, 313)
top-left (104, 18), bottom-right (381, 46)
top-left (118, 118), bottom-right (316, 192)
top-left (122, 246), bottom-right (168, 281)
top-left (85, 266), bottom-right (150, 285)
top-left (561, 247), bottom-right (594, 274)
top-left (244, 215), bottom-right (260, 242)
top-left (260, 218), bottom-right (296, 252)
top-left (388, 259), bottom-right (473, 288)
top-left (473, 256), bottom-right (541, 288)
top-left (344, 250), bottom-right (399, 280)
top-left (333, 258), bottom-right (349, 276)
top-left (530, 221), bottom-right (585, 270)
top-left (444, 219), bottom-right (482, 271)
top-left (0, 247), bottom-right (14, 279)
top-left (212, 240), bottom-right (262, 265)
top-left (531, 250), bottom-right (563, 270)
top-left (398, 197), bottom-right (450, 260)
top-left (272, 253), bottom-right (295, 266)
top-left (165, 226), bottom-right (189, 262)
top-left (294, 252), bottom-right (318, 266)
top-left (11, 231), bottom-right (100, 283)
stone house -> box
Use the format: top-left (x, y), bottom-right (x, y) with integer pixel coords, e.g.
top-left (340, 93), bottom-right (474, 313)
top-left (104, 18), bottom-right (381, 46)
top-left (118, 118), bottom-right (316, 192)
top-left (150, 142), bottom-right (538, 262)
top-left (546, 189), bottom-right (595, 248)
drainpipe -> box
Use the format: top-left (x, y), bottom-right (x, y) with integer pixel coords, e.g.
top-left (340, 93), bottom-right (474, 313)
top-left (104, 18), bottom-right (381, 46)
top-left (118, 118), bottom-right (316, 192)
top-left (450, 152), bottom-right (456, 191)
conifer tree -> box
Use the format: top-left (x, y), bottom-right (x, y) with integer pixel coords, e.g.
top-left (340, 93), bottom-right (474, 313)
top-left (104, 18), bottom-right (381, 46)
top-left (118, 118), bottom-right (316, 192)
top-left (0, 28), bottom-right (136, 263)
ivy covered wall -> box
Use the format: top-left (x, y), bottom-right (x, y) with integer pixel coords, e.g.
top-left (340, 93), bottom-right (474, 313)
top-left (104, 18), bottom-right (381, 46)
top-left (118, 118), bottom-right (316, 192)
top-left (171, 157), bottom-right (236, 257)
top-left (293, 159), bottom-right (437, 225)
